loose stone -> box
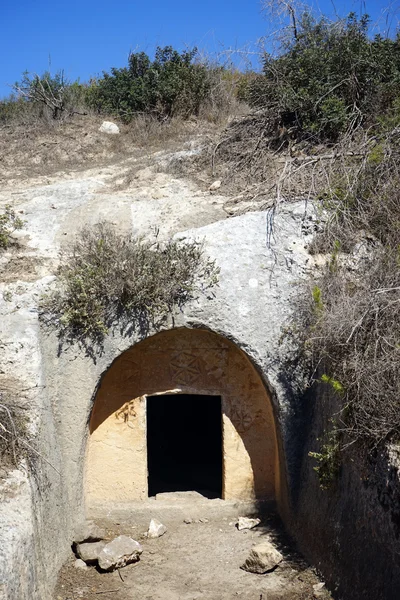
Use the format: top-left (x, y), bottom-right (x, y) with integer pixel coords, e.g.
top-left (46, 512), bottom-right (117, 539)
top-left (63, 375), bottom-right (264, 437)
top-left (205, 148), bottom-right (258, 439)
top-left (99, 121), bottom-right (120, 135)
top-left (147, 518), bottom-right (167, 538)
top-left (209, 180), bottom-right (222, 191)
top-left (97, 535), bottom-right (143, 571)
top-left (74, 559), bottom-right (88, 571)
top-left (76, 541), bottom-right (106, 564)
top-left (236, 517), bottom-right (261, 531)
top-left (241, 541), bottom-right (283, 574)
top-left (73, 520), bottom-right (106, 544)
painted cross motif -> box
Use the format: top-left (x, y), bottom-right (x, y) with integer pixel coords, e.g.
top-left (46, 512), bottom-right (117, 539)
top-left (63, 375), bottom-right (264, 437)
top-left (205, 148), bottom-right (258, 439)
top-left (169, 352), bottom-right (203, 386)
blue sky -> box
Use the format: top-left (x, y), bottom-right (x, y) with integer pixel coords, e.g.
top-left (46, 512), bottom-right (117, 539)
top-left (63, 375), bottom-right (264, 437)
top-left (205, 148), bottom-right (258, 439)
top-left (0, 0), bottom-right (398, 98)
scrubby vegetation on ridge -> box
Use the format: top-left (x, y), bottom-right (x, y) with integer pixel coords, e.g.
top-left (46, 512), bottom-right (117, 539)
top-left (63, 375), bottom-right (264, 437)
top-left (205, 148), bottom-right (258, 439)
top-left (41, 223), bottom-right (219, 343)
top-left (0, 46), bottom-right (241, 127)
top-left (240, 5), bottom-right (400, 484)
top-left (244, 12), bottom-right (400, 142)
top-left (297, 126), bottom-right (400, 450)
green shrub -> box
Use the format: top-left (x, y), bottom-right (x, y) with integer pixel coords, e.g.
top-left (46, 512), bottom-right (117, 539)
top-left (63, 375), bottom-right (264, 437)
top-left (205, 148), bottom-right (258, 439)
top-left (86, 46), bottom-right (213, 122)
top-left (42, 222), bottom-right (219, 341)
top-left (246, 12), bottom-right (400, 142)
top-left (0, 205), bottom-right (24, 249)
top-left (309, 426), bottom-right (341, 489)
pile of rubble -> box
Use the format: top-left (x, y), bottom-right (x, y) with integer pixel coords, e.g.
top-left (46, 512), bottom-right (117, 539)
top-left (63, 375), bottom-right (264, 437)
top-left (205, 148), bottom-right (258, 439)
top-left (73, 518), bottom-right (166, 572)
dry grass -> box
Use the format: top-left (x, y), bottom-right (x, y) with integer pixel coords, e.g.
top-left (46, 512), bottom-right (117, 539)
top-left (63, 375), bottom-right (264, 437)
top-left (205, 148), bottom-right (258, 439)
top-left (0, 389), bottom-right (29, 469)
top-left (0, 112), bottom-right (235, 187)
top-left (290, 126), bottom-right (400, 448)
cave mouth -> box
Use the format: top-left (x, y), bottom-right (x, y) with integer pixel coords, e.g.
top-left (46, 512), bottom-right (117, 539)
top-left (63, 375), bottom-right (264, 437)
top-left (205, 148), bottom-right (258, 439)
top-left (146, 394), bottom-right (223, 499)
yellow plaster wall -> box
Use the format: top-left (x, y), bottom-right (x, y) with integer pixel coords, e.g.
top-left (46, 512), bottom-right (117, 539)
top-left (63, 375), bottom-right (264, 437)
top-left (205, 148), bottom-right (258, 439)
top-left (86, 329), bottom-right (278, 506)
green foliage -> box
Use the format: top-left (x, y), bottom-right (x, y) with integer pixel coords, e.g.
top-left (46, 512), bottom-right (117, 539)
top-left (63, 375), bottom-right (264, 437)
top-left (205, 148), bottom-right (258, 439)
top-left (367, 143), bottom-right (385, 165)
top-left (0, 97), bottom-right (26, 123)
top-left (312, 285), bottom-right (323, 312)
top-left (42, 222), bottom-right (219, 341)
top-left (0, 205), bottom-right (24, 249)
top-left (246, 12), bottom-right (400, 141)
top-left (320, 374), bottom-right (344, 395)
top-left (309, 426), bottom-right (341, 489)
top-left (86, 46), bottom-right (213, 122)
top-left (297, 127), bottom-right (400, 446)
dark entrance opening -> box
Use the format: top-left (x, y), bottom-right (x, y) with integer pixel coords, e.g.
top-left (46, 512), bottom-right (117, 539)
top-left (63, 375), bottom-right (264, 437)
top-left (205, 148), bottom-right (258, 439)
top-left (147, 394), bottom-right (222, 498)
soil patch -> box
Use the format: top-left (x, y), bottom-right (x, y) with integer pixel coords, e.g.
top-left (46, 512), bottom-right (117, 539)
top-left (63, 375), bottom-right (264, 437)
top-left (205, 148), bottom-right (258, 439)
top-left (55, 502), bottom-right (330, 600)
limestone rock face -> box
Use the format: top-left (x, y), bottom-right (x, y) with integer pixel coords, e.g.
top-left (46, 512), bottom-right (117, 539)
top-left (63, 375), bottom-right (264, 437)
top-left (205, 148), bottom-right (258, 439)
top-left (99, 121), bottom-right (120, 134)
top-left (237, 517), bottom-right (261, 531)
top-left (147, 518), bottom-right (167, 538)
top-left (76, 540), bottom-right (106, 564)
top-left (241, 541), bottom-right (283, 574)
top-left (97, 536), bottom-right (143, 571)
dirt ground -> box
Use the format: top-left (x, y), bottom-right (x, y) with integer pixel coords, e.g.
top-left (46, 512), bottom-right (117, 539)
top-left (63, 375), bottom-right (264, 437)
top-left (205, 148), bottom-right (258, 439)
top-left (55, 497), bottom-right (331, 600)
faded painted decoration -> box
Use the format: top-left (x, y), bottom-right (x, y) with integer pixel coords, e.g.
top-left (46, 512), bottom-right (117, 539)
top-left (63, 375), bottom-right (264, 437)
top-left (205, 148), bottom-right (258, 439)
top-left (86, 328), bottom-right (279, 506)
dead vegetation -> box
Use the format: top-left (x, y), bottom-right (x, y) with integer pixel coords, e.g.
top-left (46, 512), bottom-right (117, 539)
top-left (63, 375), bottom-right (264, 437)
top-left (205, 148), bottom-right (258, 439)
top-left (297, 126), bottom-right (400, 446)
top-left (0, 387), bottom-right (30, 470)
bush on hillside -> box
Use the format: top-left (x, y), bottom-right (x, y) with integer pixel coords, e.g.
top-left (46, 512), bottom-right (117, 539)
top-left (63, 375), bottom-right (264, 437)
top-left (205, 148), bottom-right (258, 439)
top-left (42, 222), bottom-right (219, 341)
top-left (86, 46), bottom-right (216, 122)
top-left (10, 70), bottom-right (87, 121)
top-left (245, 12), bottom-right (400, 142)
top-left (297, 126), bottom-right (400, 447)
top-left (0, 205), bottom-right (24, 249)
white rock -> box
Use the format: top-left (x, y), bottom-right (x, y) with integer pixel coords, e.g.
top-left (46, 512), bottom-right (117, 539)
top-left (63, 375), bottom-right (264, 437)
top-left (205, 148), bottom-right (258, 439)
top-left (76, 540), bottom-right (106, 564)
top-left (73, 520), bottom-right (106, 543)
top-left (97, 535), bottom-right (143, 571)
top-left (147, 518), bottom-right (167, 538)
top-left (236, 517), bottom-right (261, 531)
top-left (209, 180), bottom-right (222, 191)
top-left (241, 541), bottom-right (283, 574)
top-left (313, 582), bottom-right (326, 597)
top-left (99, 121), bottom-right (120, 135)
top-left (74, 558), bottom-right (88, 570)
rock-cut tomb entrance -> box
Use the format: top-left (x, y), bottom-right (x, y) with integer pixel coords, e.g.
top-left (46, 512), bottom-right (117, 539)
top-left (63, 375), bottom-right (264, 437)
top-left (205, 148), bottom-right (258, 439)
top-left (86, 328), bottom-right (280, 509)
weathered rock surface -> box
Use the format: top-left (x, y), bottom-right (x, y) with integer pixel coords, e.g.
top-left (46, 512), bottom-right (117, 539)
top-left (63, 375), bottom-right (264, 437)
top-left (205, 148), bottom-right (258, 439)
top-left (74, 559), bottom-right (88, 571)
top-left (147, 519), bottom-right (167, 538)
top-left (99, 121), bottom-right (120, 134)
top-left (97, 536), bottom-right (143, 571)
top-left (209, 180), bottom-right (221, 191)
top-left (313, 582), bottom-right (327, 597)
top-left (76, 541), bottom-right (106, 564)
top-left (0, 140), bottom-right (318, 599)
top-left (236, 517), bottom-right (261, 531)
top-left (241, 541), bottom-right (283, 574)
top-left (73, 520), bottom-right (106, 543)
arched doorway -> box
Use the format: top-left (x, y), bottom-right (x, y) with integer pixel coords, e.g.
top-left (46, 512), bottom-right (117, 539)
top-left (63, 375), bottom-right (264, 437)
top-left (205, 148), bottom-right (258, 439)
top-left (86, 328), bottom-right (280, 508)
